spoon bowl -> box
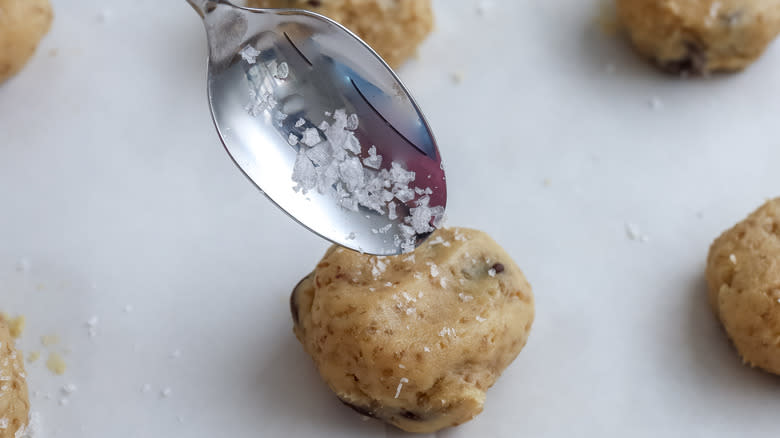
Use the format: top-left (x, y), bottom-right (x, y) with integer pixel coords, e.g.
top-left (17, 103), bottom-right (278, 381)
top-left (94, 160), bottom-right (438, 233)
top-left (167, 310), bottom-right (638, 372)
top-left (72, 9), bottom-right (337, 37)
top-left (187, 0), bottom-right (446, 255)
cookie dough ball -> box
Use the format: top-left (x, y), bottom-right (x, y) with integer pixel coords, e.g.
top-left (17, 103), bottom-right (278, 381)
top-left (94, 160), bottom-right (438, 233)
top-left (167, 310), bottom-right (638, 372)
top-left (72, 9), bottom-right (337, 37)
top-left (246, 0), bottom-right (433, 68)
top-left (616, 0), bottom-right (780, 74)
top-left (290, 228), bottom-right (534, 433)
top-left (706, 198), bottom-right (780, 374)
top-left (0, 316), bottom-right (30, 438)
top-left (0, 0), bottom-right (53, 84)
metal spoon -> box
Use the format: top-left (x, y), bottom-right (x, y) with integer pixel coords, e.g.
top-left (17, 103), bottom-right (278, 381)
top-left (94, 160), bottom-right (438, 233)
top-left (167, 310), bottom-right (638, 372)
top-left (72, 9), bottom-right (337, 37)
top-left (186, 0), bottom-right (446, 255)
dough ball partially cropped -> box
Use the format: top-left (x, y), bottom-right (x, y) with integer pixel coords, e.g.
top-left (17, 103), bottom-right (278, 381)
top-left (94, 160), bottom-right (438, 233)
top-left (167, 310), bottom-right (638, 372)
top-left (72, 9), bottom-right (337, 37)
top-left (0, 315), bottom-right (30, 438)
top-left (616, 0), bottom-right (780, 74)
top-left (707, 198), bottom-right (780, 374)
top-left (290, 227), bottom-right (535, 433)
top-left (0, 0), bottom-right (53, 83)
top-left (245, 0), bottom-right (433, 68)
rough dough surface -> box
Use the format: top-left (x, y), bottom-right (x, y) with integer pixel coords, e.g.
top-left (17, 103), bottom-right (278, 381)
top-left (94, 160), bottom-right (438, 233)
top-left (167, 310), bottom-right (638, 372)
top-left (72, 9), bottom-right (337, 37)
top-left (290, 228), bottom-right (534, 433)
top-left (0, 0), bottom-right (53, 83)
top-left (706, 198), bottom-right (780, 375)
top-left (0, 316), bottom-right (29, 438)
top-left (616, 0), bottom-right (780, 74)
top-left (245, 0), bottom-right (433, 68)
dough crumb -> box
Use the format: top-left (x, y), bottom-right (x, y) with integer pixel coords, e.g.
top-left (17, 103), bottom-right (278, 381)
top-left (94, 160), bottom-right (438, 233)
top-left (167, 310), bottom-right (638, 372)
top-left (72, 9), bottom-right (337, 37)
top-left (0, 313), bottom-right (26, 339)
top-left (46, 352), bottom-right (67, 375)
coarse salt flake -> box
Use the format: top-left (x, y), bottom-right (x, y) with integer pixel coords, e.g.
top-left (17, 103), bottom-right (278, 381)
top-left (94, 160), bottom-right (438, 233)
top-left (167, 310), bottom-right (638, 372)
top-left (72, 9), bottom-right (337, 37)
top-left (275, 62), bottom-right (289, 79)
top-left (61, 384), bottom-right (77, 394)
top-left (239, 45), bottom-right (261, 64)
top-left (300, 128), bottom-right (321, 147)
top-left (394, 383), bottom-right (404, 399)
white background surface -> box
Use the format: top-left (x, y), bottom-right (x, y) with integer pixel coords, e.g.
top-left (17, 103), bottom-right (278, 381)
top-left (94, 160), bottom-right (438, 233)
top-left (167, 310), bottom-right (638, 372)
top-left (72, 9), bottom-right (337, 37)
top-left (2, 0), bottom-right (780, 436)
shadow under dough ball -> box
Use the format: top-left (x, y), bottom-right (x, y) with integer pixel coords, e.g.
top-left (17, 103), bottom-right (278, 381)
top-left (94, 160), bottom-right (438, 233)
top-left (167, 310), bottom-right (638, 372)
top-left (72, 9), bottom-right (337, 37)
top-left (616, 0), bottom-right (780, 74)
top-left (0, 316), bottom-right (30, 438)
top-left (707, 198), bottom-right (780, 375)
top-left (289, 227), bottom-right (535, 433)
top-left (245, 0), bottom-right (433, 68)
top-left (0, 0), bottom-right (53, 83)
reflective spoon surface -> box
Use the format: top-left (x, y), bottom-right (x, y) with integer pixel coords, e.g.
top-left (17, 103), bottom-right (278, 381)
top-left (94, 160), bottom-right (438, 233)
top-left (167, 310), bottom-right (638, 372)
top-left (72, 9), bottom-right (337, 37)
top-left (186, 0), bottom-right (446, 255)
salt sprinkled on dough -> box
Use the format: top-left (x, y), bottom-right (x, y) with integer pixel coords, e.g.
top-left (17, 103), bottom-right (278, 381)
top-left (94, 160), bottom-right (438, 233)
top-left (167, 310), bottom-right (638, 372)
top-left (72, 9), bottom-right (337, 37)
top-left (476, 316), bottom-right (487, 323)
top-left (438, 327), bottom-right (456, 338)
top-left (371, 258), bottom-right (388, 279)
top-left (729, 254), bottom-right (737, 264)
top-left (394, 382), bottom-right (404, 398)
top-left (488, 268), bottom-right (497, 277)
top-left (709, 1), bottom-right (722, 18)
top-left (394, 377), bottom-right (410, 397)
top-left (459, 293), bottom-right (474, 302)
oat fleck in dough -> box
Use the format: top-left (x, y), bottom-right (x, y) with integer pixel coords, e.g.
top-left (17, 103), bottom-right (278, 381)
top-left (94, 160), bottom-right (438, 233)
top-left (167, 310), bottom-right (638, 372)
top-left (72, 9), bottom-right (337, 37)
top-left (707, 198), bottom-right (780, 375)
top-left (616, 0), bottom-right (780, 74)
top-left (0, 0), bottom-right (53, 84)
top-left (245, 0), bottom-right (433, 68)
top-left (0, 315), bottom-right (30, 438)
top-left (290, 228), bottom-right (535, 433)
